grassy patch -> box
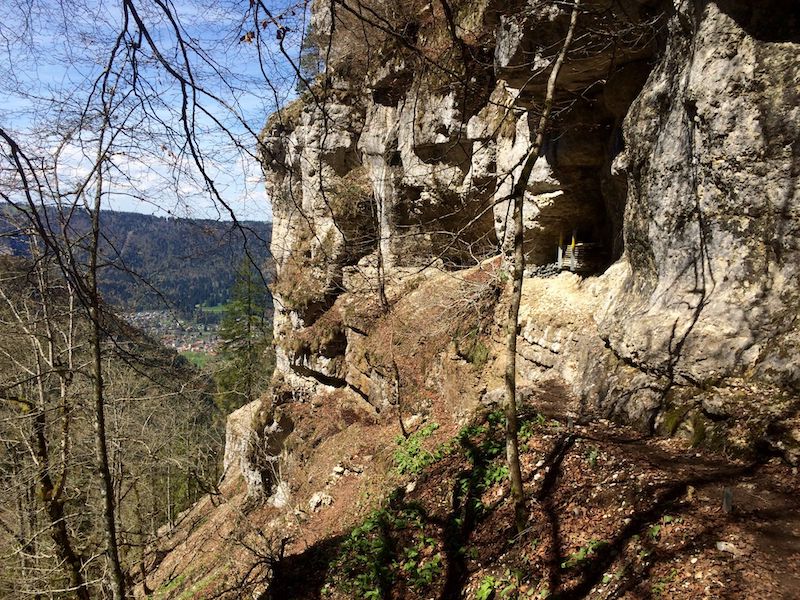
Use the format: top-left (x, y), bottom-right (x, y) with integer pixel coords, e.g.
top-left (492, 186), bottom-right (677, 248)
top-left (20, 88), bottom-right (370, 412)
top-left (454, 327), bottom-right (492, 369)
top-left (152, 569), bottom-right (221, 600)
top-left (180, 350), bottom-right (211, 368)
top-left (197, 303), bottom-right (227, 314)
top-left (176, 571), bottom-right (221, 600)
top-left (153, 573), bottom-right (187, 598)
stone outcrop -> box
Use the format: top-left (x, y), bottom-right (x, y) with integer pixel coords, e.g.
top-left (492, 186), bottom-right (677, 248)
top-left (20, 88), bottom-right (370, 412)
top-left (244, 0), bottom-right (800, 494)
top-left (605, 0), bottom-right (800, 392)
top-left (223, 399), bottom-right (294, 501)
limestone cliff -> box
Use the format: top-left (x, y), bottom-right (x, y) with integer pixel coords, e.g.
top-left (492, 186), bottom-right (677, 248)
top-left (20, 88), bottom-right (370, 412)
top-left (252, 0), bottom-right (799, 500)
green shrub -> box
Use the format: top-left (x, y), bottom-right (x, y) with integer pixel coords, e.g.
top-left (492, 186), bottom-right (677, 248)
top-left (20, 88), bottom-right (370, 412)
top-left (331, 505), bottom-right (443, 598)
top-left (561, 539), bottom-right (609, 570)
top-left (482, 463), bottom-right (509, 489)
top-left (393, 422), bottom-right (441, 475)
top-left (476, 575), bottom-right (498, 600)
top-left (335, 509), bottom-right (397, 598)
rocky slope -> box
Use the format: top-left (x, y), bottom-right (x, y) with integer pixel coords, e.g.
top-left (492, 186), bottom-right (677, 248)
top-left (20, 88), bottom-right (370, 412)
top-left (138, 1), bottom-right (799, 597)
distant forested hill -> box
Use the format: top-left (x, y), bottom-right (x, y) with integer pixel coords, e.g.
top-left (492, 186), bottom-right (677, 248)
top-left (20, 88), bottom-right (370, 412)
top-left (0, 207), bottom-right (272, 314)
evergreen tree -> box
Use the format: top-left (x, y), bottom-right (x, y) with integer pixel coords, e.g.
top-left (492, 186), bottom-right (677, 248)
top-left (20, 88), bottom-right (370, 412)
top-left (214, 260), bottom-right (275, 413)
top-left (296, 25), bottom-right (321, 93)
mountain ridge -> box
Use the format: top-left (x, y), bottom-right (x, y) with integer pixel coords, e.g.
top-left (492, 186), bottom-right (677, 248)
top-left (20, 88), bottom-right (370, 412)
top-left (0, 205), bottom-right (272, 314)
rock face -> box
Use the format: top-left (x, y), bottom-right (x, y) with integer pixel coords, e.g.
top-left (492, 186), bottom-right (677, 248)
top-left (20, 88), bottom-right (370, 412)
top-left (606, 0), bottom-right (800, 393)
top-left (245, 0), bottom-right (800, 493)
top-left (223, 402), bottom-right (265, 497)
top-left (223, 400), bottom-right (294, 501)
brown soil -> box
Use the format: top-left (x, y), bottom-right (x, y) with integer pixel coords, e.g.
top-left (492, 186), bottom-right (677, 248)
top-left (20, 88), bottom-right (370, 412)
top-left (270, 414), bottom-right (800, 600)
top-left (138, 384), bottom-right (800, 600)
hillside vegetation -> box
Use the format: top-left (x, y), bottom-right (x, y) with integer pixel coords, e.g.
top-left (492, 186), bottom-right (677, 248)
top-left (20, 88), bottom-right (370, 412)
top-left (0, 255), bottom-right (225, 597)
top-left (0, 207), bottom-right (272, 314)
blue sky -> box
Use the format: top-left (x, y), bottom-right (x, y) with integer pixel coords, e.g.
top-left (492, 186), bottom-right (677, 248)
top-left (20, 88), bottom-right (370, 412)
top-left (0, 0), bottom-right (310, 222)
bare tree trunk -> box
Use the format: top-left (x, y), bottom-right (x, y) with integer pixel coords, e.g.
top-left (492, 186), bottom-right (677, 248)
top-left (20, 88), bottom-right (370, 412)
top-left (373, 193), bottom-right (407, 438)
top-left (504, 190), bottom-right (528, 532)
top-left (43, 497), bottom-right (90, 600)
top-left (88, 154), bottom-right (127, 600)
top-left (7, 255), bottom-right (90, 598)
top-left (30, 405), bottom-right (89, 600)
top-left (9, 462), bottom-right (38, 598)
top-left (504, 0), bottom-right (581, 533)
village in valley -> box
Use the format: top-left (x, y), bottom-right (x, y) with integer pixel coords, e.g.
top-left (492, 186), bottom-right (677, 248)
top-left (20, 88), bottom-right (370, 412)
top-left (125, 308), bottom-right (222, 357)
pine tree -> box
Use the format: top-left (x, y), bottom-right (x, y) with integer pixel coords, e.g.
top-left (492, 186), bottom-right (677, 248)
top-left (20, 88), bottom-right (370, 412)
top-left (214, 260), bottom-right (275, 413)
top-left (296, 24), bottom-right (321, 93)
